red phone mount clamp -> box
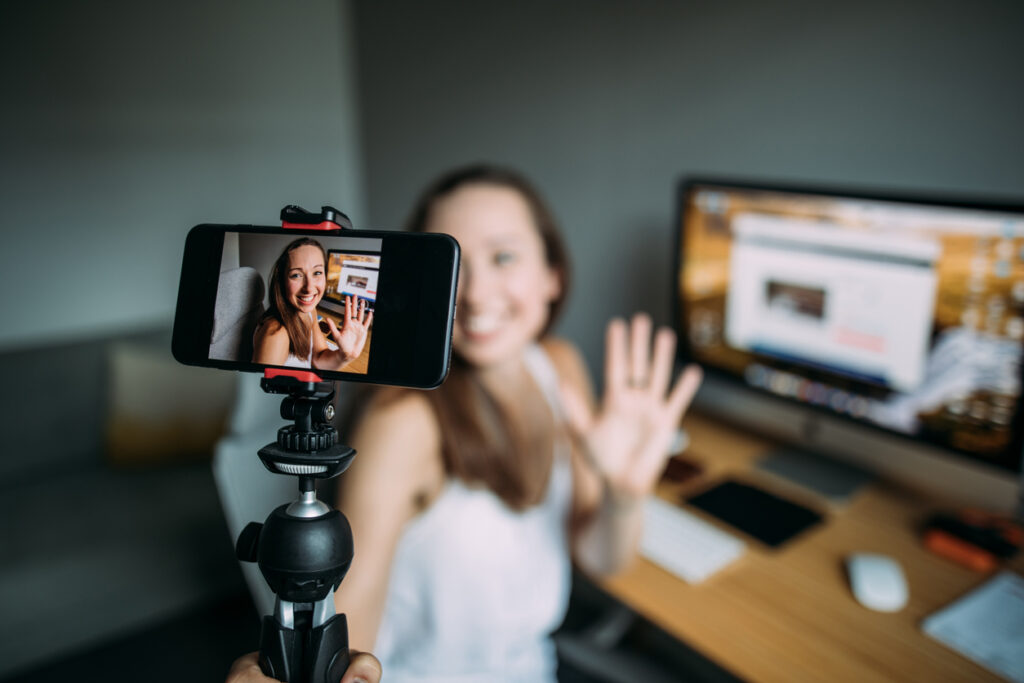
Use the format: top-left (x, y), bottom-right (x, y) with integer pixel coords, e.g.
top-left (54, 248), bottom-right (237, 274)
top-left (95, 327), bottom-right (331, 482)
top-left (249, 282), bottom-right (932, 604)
top-left (263, 368), bottom-right (328, 391)
top-left (280, 204), bottom-right (353, 232)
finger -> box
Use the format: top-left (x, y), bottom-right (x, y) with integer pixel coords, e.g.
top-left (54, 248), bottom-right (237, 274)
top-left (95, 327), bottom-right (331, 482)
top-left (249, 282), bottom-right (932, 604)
top-left (665, 364), bottom-right (703, 422)
top-left (359, 298), bottom-right (367, 323)
top-left (226, 652), bottom-right (263, 682)
top-left (629, 313), bottom-right (652, 388)
top-left (648, 327), bottom-right (677, 398)
top-left (345, 295), bottom-right (353, 320)
top-left (327, 317), bottom-right (341, 339)
top-left (364, 309), bottom-right (374, 329)
top-left (341, 650), bottom-right (383, 683)
top-left (604, 318), bottom-right (628, 405)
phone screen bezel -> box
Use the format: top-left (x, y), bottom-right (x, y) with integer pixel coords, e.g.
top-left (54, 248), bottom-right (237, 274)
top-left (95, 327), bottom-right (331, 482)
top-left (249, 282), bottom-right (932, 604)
top-left (172, 224), bottom-right (459, 388)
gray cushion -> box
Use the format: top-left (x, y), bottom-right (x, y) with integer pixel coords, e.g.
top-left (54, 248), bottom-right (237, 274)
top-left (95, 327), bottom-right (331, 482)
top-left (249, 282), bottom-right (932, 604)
top-left (209, 267), bottom-right (265, 362)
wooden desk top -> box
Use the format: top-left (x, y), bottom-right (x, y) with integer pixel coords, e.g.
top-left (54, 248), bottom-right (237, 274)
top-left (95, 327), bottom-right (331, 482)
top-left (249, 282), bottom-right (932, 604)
top-left (599, 412), bottom-right (1024, 683)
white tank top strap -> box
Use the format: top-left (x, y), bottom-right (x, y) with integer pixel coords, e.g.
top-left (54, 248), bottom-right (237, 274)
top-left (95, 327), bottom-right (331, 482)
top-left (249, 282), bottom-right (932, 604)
top-left (522, 342), bottom-right (565, 421)
top-left (523, 343), bottom-right (573, 471)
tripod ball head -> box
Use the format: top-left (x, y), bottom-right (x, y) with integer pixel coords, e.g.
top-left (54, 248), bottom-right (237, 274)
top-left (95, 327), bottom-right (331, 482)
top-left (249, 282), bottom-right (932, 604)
top-left (239, 504), bottom-right (354, 604)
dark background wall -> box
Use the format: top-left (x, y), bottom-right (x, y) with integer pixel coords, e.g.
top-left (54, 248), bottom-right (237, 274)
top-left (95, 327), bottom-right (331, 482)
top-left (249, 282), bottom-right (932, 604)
top-left (352, 0), bottom-right (1024, 371)
top-left (0, 0), bottom-right (365, 353)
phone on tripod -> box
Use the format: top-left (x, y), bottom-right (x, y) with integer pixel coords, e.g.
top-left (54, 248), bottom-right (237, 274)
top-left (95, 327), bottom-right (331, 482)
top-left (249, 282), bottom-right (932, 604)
top-left (171, 209), bottom-right (459, 682)
top-left (172, 222), bottom-right (459, 388)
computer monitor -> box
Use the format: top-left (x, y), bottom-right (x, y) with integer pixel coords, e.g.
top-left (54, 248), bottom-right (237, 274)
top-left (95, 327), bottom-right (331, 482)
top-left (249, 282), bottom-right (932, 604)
top-left (675, 178), bottom-right (1024, 512)
top-left (324, 249), bottom-right (380, 312)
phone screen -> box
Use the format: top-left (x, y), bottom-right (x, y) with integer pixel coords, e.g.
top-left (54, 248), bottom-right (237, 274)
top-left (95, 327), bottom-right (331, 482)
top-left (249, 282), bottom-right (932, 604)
top-left (211, 231), bottom-right (383, 374)
top-left (173, 225), bottom-right (459, 388)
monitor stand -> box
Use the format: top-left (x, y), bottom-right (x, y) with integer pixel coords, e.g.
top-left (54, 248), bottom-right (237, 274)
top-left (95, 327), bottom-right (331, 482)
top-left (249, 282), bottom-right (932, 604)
top-left (755, 446), bottom-right (874, 504)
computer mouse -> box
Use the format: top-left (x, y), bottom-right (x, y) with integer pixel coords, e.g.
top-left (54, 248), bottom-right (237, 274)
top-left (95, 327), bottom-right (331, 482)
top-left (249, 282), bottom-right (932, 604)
top-left (845, 553), bottom-right (908, 612)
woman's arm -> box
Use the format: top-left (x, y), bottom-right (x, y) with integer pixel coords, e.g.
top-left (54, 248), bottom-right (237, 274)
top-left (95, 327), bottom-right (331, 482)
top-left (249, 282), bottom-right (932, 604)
top-left (253, 320), bottom-right (290, 365)
top-left (544, 338), bottom-right (636, 575)
top-left (333, 389), bottom-right (445, 651)
top-left (550, 317), bottom-right (702, 576)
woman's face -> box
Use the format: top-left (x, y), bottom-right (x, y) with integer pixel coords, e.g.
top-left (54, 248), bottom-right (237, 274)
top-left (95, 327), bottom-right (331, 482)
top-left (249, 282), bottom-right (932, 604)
top-left (427, 184), bottom-right (560, 369)
top-left (285, 244), bottom-right (326, 314)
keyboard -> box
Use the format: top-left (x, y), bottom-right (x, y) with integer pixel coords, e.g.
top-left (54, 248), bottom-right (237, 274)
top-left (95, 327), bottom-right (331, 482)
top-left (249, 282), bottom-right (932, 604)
top-left (641, 496), bottom-right (746, 584)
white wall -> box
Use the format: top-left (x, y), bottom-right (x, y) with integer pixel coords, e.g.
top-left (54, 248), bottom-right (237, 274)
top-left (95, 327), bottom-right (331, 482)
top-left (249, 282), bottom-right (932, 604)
top-left (0, 0), bottom-right (365, 352)
top-left (351, 0), bottom-right (1024, 372)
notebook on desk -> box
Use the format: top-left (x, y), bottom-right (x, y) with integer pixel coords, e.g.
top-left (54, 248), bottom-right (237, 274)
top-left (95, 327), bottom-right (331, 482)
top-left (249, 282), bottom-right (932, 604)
top-left (923, 571), bottom-right (1024, 683)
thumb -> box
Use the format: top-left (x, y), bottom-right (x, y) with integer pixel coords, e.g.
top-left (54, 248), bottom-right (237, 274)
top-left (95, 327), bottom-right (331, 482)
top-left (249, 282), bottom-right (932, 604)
top-left (341, 650), bottom-right (382, 683)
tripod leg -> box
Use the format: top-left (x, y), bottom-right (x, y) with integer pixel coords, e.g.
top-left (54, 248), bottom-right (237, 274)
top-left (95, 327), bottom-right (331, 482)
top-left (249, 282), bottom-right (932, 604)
top-left (307, 613), bottom-right (350, 683)
top-left (258, 614), bottom-right (300, 682)
top-left (258, 606), bottom-right (349, 683)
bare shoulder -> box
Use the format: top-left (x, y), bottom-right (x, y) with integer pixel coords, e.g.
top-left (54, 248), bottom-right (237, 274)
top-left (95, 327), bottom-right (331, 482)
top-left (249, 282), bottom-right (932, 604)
top-left (356, 388), bottom-right (439, 443)
top-left (253, 317), bottom-right (289, 363)
top-left (258, 315), bottom-right (283, 333)
top-left (254, 317), bottom-right (286, 342)
top-left (541, 336), bottom-right (592, 394)
top-left (347, 388), bottom-right (443, 488)
top-left (541, 336), bottom-right (582, 364)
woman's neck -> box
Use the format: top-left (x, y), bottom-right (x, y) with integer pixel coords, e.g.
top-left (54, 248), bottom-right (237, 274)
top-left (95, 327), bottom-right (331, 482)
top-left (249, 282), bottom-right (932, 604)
top-left (474, 348), bottom-right (532, 398)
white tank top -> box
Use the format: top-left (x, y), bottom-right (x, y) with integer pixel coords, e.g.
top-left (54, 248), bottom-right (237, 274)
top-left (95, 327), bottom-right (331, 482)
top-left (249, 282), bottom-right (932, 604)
top-left (278, 315), bottom-right (337, 368)
top-left (373, 345), bottom-right (573, 683)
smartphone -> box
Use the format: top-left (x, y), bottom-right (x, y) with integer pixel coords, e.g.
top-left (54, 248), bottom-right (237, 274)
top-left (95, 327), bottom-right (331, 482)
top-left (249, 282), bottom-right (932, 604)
top-left (172, 224), bottom-right (459, 388)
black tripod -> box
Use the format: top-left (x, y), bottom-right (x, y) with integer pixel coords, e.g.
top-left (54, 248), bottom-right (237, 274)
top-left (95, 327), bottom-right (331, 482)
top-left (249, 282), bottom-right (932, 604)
top-left (235, 373), bottom-right (356, 683)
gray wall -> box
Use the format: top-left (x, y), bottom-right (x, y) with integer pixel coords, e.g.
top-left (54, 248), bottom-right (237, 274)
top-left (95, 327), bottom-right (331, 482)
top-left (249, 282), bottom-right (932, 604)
top-left (352, 0), bottom-right (1024, 372)
top-left (0, 0), bottom-right (365, 352)
top-left (0, 0), bottom-right (365, 480)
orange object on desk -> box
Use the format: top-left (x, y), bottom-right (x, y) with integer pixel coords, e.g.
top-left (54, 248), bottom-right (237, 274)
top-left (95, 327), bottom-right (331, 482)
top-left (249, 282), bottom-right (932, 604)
top-left (924, 528), bottom-right (1000, 572)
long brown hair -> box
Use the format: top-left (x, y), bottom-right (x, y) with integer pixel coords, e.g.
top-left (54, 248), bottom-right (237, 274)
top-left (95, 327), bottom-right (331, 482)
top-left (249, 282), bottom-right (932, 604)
top-left (407, 164), bottom-right (572, 509)
top-left (260, 237), bottom-right (326, 361)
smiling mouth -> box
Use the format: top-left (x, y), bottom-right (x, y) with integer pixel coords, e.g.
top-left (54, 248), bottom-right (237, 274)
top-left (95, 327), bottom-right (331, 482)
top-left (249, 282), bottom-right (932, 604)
top-left (463, 314), bottom-right (502, 336)
top-left (296, 294), bottom-right (319, 306)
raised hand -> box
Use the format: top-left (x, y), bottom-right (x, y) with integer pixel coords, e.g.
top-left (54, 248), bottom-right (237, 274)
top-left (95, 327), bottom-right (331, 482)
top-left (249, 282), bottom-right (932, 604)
top-left (321, 296), bottom-right (373, 370)
top-left (561, 313), bottom-right (702, 499)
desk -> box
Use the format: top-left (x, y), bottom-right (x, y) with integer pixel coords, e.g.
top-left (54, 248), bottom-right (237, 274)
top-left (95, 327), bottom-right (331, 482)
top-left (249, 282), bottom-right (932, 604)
top-left (600, 412), bottom-right (1024, 683)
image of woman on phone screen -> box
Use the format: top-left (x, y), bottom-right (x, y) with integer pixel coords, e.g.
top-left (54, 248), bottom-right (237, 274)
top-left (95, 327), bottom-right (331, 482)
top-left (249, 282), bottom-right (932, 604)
top-left (331, 165), bottom-right (703, 682)
top-left (252, 237), bottom-right (373, 371)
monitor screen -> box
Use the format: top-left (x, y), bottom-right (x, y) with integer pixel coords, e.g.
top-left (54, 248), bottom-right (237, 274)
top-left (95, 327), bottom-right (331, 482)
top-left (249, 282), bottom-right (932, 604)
top-left (676, 179), bottom-right (1024, 474)
top-left (325, 249), bottom-right (380, 312)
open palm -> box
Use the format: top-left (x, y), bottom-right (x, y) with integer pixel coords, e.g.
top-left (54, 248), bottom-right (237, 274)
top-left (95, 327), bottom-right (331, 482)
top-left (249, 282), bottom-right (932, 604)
top-left (322, 295), bottom-right (373, 370)
top-left (561, 314), bottom-right (702, 498)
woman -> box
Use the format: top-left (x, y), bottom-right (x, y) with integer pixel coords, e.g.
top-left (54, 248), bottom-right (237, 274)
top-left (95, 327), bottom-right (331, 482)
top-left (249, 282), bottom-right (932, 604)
top-left (334, 165), bottom-right (703, 682)
top-left (253, 237), bottom-right (373, 371)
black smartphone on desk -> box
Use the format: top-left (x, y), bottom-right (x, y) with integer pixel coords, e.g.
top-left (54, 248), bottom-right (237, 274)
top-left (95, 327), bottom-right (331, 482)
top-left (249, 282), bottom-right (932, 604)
top-left (172, 224), bottom-right (459, 388)
top-left (687, 479), bottom-right (824, 548)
